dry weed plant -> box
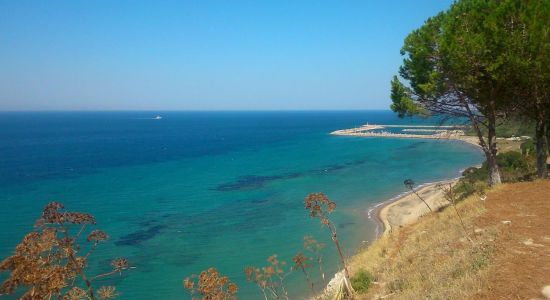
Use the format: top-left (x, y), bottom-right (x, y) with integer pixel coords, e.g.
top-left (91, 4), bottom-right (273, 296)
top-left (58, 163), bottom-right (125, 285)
top-left (355, 195), bottom-right (491, 299)
top-left (303, 235), bottom-right (326, 283)
top-left (183, 267), bottom-right (237, 300)
top-left (438, 183), bottom-right (475, 243)
top-left (304, 193), bottom-right (355, 298)
top-left (244, 254), bottom-right (290, 300)
top-left (291, 252), bottom-right (314, 295)
top-left (403, 179), bottom-right (432, 212)
top-left (0, 202), bottom-right (128, 300)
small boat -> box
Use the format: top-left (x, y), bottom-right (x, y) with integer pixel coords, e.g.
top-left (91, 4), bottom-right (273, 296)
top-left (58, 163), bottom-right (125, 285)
top-left (153, 115), bottom-right (162, 120)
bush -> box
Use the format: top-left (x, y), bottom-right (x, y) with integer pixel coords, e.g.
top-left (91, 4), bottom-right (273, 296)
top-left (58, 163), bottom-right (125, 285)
top-left (462, 166), bottom-right (488, 183)
top-left (496, 151), bottom-right (534, 182)
top-left (351, 269), bottom-right (373, 293)
top-left (455, 179), bottom-right (488, 199)
top-left (497, 151), bottom-right (528, 169)
top-left (460, 151), bottom-right (534, 186)
top-left (520, 140), bottom-right (535, 156)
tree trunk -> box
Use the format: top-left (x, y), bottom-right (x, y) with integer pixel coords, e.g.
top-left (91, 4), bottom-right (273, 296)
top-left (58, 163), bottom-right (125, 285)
top-left (458, 94), bottom-right (501, 185)
top-left (535, 117), bottom-right (548, 178)
top-left (486, 105), bottom-right (502, 186)
top-left (486, 148), bottom-right (501, 185)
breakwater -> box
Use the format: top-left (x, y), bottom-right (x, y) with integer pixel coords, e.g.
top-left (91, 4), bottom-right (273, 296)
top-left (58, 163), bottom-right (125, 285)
top-left (330, 124), bottom-right (480, 147)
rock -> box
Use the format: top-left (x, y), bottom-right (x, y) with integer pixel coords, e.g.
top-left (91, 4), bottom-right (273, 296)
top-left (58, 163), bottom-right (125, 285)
top-left (474, 228), bottom-right (484, 234)
top-left (501, 220), bottom-right (512, 225)
top-left (523, 238), bottom-right (534, 246)
top-left (522, 238), bottom-right (544, 247)
top-left (542, 285), bottom-right (550, 299)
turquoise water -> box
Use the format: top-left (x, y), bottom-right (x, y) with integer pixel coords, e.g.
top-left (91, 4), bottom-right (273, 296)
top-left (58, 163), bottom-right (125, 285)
top-left (0, 111), bottom-right (483, 299)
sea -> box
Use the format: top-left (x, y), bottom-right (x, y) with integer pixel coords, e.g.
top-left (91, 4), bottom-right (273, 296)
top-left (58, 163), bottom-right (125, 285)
top-left (0, 111), bottom-right (483, 299)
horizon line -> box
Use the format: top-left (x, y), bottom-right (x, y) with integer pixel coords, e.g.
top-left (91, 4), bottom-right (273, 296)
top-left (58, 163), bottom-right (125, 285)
top-left (0, 108), bottom-right (392, 113)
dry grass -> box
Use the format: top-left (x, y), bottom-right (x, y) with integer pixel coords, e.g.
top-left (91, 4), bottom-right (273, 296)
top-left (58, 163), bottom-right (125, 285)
top-left (346, 180), bottom-right (550, 299)
top-left (348, 191), bottom-right (494, 299)
top-left (496, 139), bottom-right (523, 153)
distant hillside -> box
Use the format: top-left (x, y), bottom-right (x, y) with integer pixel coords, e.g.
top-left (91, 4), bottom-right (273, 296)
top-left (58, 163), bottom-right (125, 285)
top-left (465, 118), bottom-right (535, 138)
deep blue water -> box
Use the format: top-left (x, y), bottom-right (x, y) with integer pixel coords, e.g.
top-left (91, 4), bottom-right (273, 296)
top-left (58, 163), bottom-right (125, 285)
top-left (0, 111), bottom-right (483, 299)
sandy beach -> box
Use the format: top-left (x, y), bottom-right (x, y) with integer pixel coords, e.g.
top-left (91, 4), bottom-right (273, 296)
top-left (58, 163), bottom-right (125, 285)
top-left (375, 179), bottom-right (457, 235)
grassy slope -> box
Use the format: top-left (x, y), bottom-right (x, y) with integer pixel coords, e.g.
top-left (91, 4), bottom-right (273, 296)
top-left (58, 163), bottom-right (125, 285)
top-left (348, 180), bottom-right (550, 299)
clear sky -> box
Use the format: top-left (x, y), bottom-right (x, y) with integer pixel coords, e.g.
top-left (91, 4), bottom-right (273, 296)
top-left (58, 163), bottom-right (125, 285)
top-left (0, 0), bottom-right (453, 111)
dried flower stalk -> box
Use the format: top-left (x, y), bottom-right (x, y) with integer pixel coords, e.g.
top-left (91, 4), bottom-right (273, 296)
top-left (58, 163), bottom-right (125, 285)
top-left (0, 202), bottom-right (128, 300)
top-left (184, 267), bottom-right (237, 300)
top-left (304, 193), bottom-right (355, 298)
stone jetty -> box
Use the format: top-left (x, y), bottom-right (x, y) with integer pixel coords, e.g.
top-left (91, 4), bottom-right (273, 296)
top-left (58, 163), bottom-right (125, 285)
top-left (330, 124), bottom-right (480, 147)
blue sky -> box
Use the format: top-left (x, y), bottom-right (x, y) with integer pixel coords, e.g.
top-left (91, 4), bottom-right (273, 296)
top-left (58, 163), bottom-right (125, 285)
top-left (0, 0), bottom-right (452, 110)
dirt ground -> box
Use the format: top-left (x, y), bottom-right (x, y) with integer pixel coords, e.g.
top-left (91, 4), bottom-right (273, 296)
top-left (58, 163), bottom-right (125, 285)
top-left (476, 180), bottom-right (550, 299)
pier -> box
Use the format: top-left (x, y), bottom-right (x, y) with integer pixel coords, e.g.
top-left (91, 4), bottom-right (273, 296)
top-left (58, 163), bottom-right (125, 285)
top-left (330, 124), bottom-right (480, 147)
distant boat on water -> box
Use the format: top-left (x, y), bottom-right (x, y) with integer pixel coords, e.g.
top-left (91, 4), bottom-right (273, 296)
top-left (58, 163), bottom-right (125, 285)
top-left (153, 115), bottom-right (162, 120)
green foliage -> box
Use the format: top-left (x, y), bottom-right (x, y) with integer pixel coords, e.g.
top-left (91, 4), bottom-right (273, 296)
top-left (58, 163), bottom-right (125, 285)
top-left (440, 0), bottom-right (522, 108)
top-left (391, 0), bottom-right (550, 182)
top-left (455, 173), bottom-right (489, 200)
top-left (497, 151), bottom-right (529, 170)
top-left (509, 0), bottom-right (550, 119)
top-left (520, 140), bottom-right (535, 156)
top-left (390, 12), bottom-right (450, 119)
top-left (392, 0), bottom-right (525, 116)
top-left (496, 122), bottom-right (535, 139)
top-left (465, 118), bottom-right (535, 138)
top-left (350, 269), bottom-right (373, 294)
top-left (496, 151), bottom-right (534, 182)
top-left (390, 76), bottom-right (416, 118)
top-left (461, 167), bottom-right (488, 184)
top-left (471, 244), bottom-right (493, 271)
top-left (390, 0), bottom-right (534, 185)
top-left (459, 151), bottom-right (535, 188)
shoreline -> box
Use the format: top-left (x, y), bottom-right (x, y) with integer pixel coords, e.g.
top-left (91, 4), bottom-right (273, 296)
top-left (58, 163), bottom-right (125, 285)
top-left (332, 123), bottom-right (483, 237)
top-left (370, 178), bottom-right (458, 236)
top-left (315, 125), bottom-right (483, 299)
top-left (314, 178), bottom-right (464, 300)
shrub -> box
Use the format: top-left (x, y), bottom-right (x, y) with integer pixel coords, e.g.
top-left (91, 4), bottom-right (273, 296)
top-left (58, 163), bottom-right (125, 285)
top-left (461, 151), bottom-right (534, 185)
top-left (496, 151), bottom-right (534, 182)
top-left (462, 166), bottom-right (489, 184)
top-left (455, 179), bottom-right (488, 200)
top-left (497, 151), bottom-right (528, 169)
top-left (350, 269), bottom-right (373, 293)
top-left (520, 140), bottom-right (535, 156)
